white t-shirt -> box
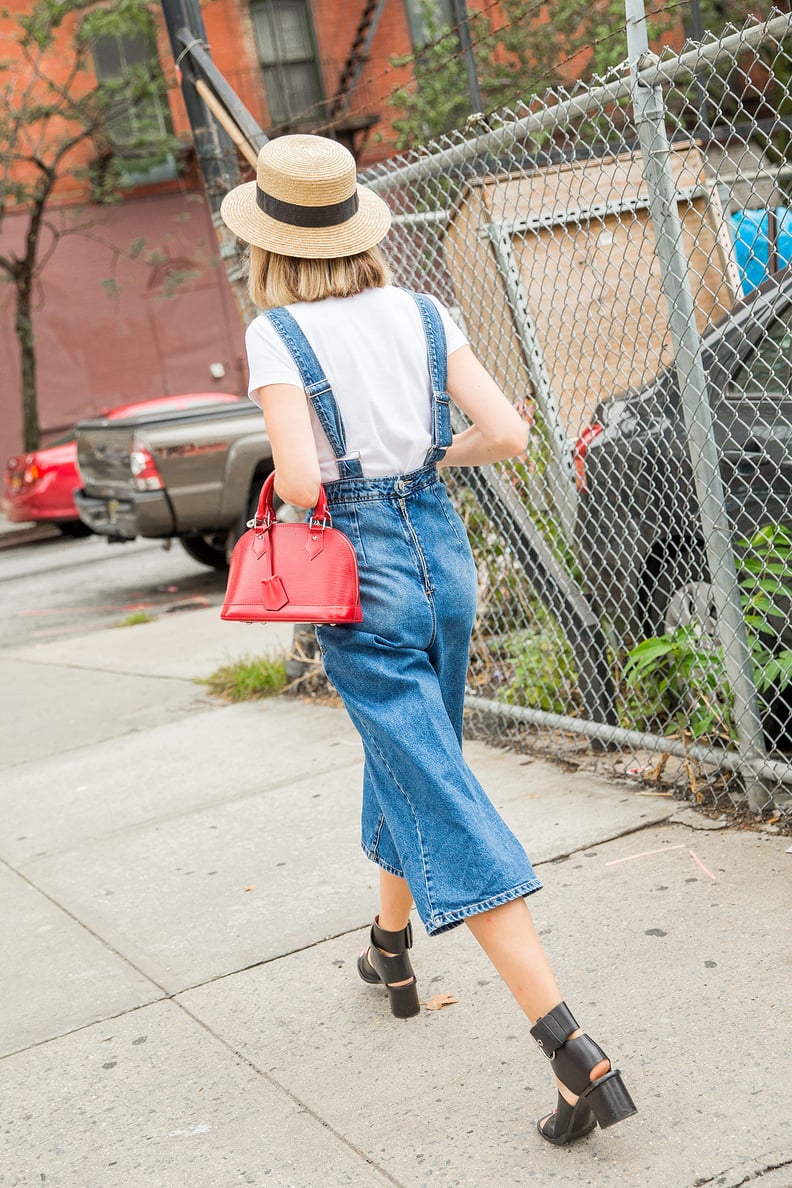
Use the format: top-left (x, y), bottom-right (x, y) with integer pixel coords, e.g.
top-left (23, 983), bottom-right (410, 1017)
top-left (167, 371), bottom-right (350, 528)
top-left (245, 286), bottom-right (468, 481)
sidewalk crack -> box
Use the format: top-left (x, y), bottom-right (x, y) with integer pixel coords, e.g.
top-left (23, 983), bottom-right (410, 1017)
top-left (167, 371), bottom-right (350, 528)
top-left (693, 1154), bottom-right (792, 1186)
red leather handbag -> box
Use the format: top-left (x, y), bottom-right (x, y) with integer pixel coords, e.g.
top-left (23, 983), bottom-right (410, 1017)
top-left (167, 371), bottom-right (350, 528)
top-left (221, 472), bottom-right (363, 624)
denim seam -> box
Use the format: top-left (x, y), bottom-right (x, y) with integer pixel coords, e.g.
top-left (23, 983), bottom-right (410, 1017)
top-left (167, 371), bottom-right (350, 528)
top-left (430, 485), bottom-right (465, 547)
top-left (398, 498), bottom-right (435, 598)
top-left (350, 505), bottom-right (367, 567)
top-left (409, 292), bottom-right (451, 466)
top-left (361, 841), bottom-right (405, 880)
top-left (354, 716), bottom-right (436, 922)
top-left (425, 878), bottom-right (544, 936)
top-left (370, 811), bottom-right (386, 862)
top-left (397, 500), bottom-right (437, 647)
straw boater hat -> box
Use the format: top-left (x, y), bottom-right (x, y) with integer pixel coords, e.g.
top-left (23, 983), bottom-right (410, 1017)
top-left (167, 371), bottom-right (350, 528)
top-left (220, 134), bottom-right (391, 259)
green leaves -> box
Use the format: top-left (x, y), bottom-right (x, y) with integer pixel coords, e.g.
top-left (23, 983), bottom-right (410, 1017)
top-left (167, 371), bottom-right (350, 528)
top-left (624, 523), bottom-right (792, 742)
top-left (388, 0), bottom-right (677, 148)
top-left (388, 0), bottom-right (472, 149)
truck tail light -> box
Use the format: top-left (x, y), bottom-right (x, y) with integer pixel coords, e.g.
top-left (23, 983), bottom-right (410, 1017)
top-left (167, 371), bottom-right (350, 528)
top-left (130, 445), bottom-right (165, 491)
top-left (573, 423), bottom-right (603, 492)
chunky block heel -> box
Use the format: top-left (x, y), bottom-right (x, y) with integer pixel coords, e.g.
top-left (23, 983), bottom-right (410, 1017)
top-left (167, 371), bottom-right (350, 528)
top-left (357, 917), bottom-right (420, 1019)
top-left (531, 1002), bottom-right (637, 1145)
top-left (581, 1067), bottom-right (636, 1129)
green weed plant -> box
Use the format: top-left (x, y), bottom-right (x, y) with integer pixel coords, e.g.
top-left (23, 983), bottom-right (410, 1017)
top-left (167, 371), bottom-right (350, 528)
top-left (623, 525), bottom-right (792, 742)
top-left (114, 610), bottom-right (157, 627)
top-left (201, 654), bottom-right (288, 702)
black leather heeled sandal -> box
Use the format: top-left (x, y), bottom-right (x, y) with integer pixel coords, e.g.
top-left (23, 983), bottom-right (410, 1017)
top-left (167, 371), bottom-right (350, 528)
top-left (531, 1002), bottom-right (637, 1145)
top-left (357, 917), bottom-right (420, 1018)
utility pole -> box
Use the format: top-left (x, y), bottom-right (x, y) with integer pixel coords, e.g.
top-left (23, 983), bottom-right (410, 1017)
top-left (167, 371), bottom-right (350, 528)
top-left (688, 0), bottom-right (712, 138)
top-left (159, 0), bottom-right (238, 206)
top-left (449, 0), bottom-right (483, 115)
top-left (159, 0), bottom-right (265, 321)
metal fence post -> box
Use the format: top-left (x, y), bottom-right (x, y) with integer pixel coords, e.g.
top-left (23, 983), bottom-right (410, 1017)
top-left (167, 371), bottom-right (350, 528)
top-left (625, 0), bottom-right (769, 811)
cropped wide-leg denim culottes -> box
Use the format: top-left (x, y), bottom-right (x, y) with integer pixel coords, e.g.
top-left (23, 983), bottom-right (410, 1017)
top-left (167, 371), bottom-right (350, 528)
top-left (265, 296), bottom-right (542, 937)
top-left (317, 468), bottom-right (542, 935)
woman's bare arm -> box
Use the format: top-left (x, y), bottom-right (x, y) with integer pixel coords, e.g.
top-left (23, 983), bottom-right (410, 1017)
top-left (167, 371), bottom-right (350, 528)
top-left (439, 346), bottom-right (529, 468)
top-left (255, 383), bottom-right (322, 508)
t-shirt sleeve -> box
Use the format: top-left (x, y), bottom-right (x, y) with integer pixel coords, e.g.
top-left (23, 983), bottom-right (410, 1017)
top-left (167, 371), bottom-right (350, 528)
top-left (426, 294), bottom-right (469, 356)
top-left (245, 316), bottom-right (304, 407)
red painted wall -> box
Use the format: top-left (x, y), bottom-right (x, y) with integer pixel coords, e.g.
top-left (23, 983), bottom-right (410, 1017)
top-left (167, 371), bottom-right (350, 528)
top-left (0, 192), bottom-right (246, 462)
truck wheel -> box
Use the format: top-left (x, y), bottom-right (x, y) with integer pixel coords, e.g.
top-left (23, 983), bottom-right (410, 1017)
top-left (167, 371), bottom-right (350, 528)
top-left (180, 533), bottom-right (229, 570)
top-left (646, 549), bottom-right (713, 641)
top-left (57, 520), bottom-right (93, 538)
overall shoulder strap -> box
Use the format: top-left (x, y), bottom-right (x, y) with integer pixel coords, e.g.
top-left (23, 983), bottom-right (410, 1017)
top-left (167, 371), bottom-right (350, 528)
top-left (263, 307), bottom-right (363, 478)
top-left (408, 292), bottom-right (453, 464)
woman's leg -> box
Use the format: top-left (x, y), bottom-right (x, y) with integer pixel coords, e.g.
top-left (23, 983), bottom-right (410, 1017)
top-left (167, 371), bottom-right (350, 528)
top-left (363, 870), bottom-right (414, 989)
top-left (357, 868), bottom-right (419, 1016)
top-left (378, 869), bottom-right (413, 932)
top-left (464, 897), bottom-right (562, 1021)
top-left (465, 899), bottom-right (609, 1108)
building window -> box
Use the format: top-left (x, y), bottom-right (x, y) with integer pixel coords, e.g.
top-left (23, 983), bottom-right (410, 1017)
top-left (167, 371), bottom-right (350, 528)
top-left (91, 23), bottom-right (176, 187)
top-left (250, 0), bottom-right (324, 128)
top-left (404, 0), bottom-right (453, 49)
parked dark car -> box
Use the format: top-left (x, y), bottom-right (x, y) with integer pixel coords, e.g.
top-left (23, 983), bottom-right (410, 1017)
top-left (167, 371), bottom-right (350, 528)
top-left (573, 266), bottom-right (792, 644)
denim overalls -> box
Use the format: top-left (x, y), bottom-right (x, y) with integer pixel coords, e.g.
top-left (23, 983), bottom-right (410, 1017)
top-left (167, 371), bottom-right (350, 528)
top-left (265, 295), bottom-right (542, 935)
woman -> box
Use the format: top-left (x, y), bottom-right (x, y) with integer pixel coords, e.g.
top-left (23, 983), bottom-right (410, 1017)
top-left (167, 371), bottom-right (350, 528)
top-left (221, 134), bottom-right (636, 1147)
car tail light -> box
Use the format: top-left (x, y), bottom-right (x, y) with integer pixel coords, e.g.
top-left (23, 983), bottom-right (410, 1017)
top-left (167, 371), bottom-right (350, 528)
top-left (129, 444), bottom-right (164, 491)
top-left (5, 458), bottom-right (22, 495)
top-left (23, 459), bottom-right (43, 484)
top-left (573, 423), bottom-right (603, 492)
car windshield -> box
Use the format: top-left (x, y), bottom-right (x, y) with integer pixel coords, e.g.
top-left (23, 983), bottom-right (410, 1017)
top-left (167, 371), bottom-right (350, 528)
top-left (727, 310), bottom-right (792, 400)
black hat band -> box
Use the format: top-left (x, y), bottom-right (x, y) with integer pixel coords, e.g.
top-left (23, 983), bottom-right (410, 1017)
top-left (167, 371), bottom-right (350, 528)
top-left (256, 187), bottom-right (359, 228)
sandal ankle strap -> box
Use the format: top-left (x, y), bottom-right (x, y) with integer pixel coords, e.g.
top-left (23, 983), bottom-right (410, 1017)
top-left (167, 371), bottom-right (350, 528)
top-left (531, 1001), bottom-right (579, 1059)
top-left (371, 917), bottom-right (413, 953)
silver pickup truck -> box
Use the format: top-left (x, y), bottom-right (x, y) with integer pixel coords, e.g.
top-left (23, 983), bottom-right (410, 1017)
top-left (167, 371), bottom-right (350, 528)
top-left (74, 397), bottom-right (272, 568)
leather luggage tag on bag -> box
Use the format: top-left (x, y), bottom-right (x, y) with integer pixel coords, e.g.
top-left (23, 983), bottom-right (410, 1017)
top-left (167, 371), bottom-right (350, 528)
top-left (305, 531), bottom-right (325, 559)
top-left (261, 575), bottom-right (288, 610)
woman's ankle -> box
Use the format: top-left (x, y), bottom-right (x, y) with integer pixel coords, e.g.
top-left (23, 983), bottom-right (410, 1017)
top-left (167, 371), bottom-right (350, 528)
top-left (375, 911), bottom-right (411, 934)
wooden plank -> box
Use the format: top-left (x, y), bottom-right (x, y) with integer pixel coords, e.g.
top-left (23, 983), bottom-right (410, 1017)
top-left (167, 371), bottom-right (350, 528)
top-left (443, 143), bottom-right (736, 440)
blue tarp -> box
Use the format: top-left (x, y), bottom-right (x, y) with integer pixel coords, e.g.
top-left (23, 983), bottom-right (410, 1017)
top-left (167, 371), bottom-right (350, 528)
top-left (729, 207), bottom-right (792, 294)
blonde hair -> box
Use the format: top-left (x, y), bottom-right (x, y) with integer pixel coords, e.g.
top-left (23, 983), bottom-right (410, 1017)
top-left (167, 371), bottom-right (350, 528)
top-left (247, 244), bottom-right (392, 309)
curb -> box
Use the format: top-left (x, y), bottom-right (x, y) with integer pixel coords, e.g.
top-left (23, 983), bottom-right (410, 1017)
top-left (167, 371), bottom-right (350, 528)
top-left (0, 520), bottom-right (60, 549)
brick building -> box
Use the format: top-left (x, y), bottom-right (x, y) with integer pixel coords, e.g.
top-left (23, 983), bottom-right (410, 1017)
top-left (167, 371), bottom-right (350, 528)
top-left (0, 0), bottom-right (423, 461)
top-left (1, 0), bottom-right (689, 461)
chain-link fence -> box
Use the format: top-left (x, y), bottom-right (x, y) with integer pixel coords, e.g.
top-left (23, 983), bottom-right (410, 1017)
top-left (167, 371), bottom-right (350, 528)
top-left (360, 6), bottom-right (792, 821)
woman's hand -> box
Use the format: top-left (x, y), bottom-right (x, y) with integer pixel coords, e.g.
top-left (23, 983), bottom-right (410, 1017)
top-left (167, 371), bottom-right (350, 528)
top-left (439, 346), bottom-right (529, 468)
top-left (255, 383), bottom-right (322, 508)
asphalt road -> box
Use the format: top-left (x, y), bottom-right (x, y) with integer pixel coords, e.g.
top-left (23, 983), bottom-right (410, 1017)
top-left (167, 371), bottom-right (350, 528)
top-left (0, 530), bottom-right (227, 650)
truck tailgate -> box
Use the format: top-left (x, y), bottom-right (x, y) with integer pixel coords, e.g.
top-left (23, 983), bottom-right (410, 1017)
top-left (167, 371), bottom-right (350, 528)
top-left (77, 425), bottom-right (136, 495)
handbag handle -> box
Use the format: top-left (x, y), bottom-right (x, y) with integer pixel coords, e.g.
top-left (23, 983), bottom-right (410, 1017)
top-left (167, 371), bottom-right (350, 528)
top-left (252, 471), bottom-right (331, 528)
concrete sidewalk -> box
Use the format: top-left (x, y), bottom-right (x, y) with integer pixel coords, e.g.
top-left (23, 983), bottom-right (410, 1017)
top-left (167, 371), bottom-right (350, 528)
top-left (1, 604), bottom-right (790, 1188)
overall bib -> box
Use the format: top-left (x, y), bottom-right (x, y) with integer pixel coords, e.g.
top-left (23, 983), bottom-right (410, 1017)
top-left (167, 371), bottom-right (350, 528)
top-left (266, 296), bottom-right (542, 935)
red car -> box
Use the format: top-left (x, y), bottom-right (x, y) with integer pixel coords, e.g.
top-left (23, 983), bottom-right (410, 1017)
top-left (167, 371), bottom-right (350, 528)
top-left (3, 392), bottom-right (242, 534)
